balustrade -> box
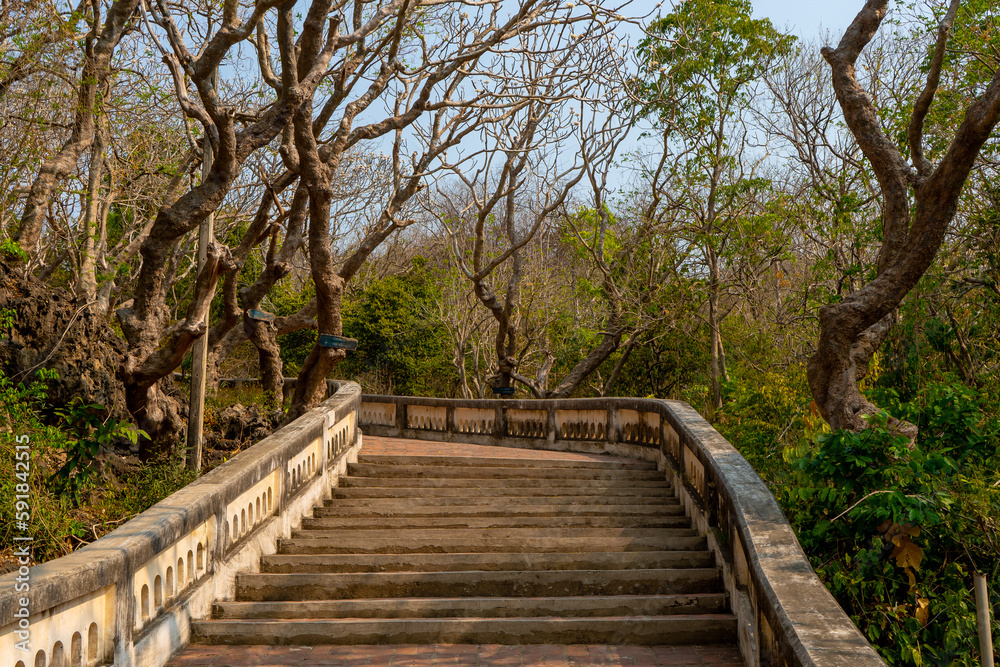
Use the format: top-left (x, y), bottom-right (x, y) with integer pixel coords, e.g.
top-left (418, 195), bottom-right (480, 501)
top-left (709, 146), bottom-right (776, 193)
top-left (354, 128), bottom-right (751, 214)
top-left (0, 382), bottom-right (362, 667)
top-left (453, 407), bottom-right (494, 435)
top-left (358, 393), bottom-right (886, 667)
top-left (0, 380), bottom-right (883, 667)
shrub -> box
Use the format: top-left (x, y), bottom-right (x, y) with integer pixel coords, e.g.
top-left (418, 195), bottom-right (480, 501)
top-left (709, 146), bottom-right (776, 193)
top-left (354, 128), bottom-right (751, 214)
top-left (776, 384), bottom-right (1000, 665)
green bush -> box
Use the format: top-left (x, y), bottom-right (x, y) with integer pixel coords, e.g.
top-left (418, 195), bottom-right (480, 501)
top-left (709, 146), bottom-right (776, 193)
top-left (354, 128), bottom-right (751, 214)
top-left (776, 384), bottom-right (1000, 665)
top-left (339, 266), bottom-right (457, 397)
top-left (50, 398), bottom-right (146, 505)
top-left (716, 368), bottom-right (810, 478)
top-left (0, 370), bottom-right (195, 565)
top-left (0, 238), bottom-right (28, 262)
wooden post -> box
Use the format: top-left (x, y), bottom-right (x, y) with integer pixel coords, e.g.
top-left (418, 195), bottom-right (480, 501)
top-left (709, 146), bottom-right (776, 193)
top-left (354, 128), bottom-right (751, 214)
top-left (186, 77), bottom-right (216, 472)
top-left (976, 573), bottom-right (995, 667)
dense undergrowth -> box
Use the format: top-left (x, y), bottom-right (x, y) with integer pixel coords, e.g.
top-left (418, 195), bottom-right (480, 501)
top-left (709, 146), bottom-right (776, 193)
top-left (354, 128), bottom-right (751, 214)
top-left (0, 370), bottom-right (199, 570)
top-left (717, 372), bottom-right (1000, 665)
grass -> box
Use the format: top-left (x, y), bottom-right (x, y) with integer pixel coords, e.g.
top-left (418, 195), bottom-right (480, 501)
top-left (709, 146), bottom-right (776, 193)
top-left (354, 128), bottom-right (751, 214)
top-left (0, 372), bottom-right (201, 570)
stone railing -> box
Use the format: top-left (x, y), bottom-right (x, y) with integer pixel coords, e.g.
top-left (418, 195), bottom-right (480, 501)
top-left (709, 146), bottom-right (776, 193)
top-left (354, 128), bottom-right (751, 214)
top-left (360, 394), bottom-right (886, 667)
top-left (0, 382), bottom-right (362, 667)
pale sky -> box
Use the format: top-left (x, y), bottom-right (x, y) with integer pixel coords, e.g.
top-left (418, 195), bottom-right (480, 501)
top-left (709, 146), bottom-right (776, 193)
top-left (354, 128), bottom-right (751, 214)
top-left (750, 0), bottom-right (859, 40)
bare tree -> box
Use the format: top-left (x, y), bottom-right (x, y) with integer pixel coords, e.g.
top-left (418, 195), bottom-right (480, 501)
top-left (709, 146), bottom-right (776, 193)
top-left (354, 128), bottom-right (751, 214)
top-left (276, 0), bottom-right (630, 418)
top-left (13, 0), bottom-right (142, 253)
top-left (116, 0), bottom-right (358, 445)
top-left (430, 13), bottom-right (635, 398)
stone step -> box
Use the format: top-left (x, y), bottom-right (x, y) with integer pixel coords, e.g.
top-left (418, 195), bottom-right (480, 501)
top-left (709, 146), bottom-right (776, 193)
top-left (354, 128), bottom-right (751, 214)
top-left (189, 443), bottom-right (733, 653)
top-left (300, 514), bottom-right (691, 531)
top-left (212, 593), bottom-right (728, 619)
top-left (259, 550), bottom-right (715, 574)
top-left (339, 476), bottom-right (671, 489)
top-left (347, 463), bottom-right (664, 481)
top-left (323, 496), bottom-right (680, 507)
top-left (278, 534), bottom-right (708, 555)
top-left (191, 614), bottom-right (738, 646)
top-left (289, 527), bottom-right (700, 541)
top-left (317, 500), bottom-right (682, 516)
top-left (331, 485), bottom-right (674, 499)
top-left (235, 568), bottom-right (723, 601)
top-left (358, 454), bottom-right (658, 471)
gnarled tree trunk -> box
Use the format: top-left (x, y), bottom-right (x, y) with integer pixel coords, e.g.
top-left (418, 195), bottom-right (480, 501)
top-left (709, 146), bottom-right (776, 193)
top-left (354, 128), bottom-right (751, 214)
top-left (117, 0), bottom-right (343, 448)
top-left (810, 0), bottom-right (1000, 435)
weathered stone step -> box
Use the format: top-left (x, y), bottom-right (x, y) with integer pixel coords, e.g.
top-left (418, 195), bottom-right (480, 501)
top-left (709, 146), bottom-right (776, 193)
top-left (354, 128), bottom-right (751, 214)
top-left (235, 568), bottom-right (722, 601)
top-left (317, 500), bottom-right (682, 516)
top-left (347, 463), bottom-right (664, 481)
top-left (260, 550), bottom-right (714, 574)
top-left (332, 485), bottom-right (673, 499)
top-left (323, 496), bottom-right (680, 507)
top-left (212, 593), bottom-right (727, 619)
top-left (191, 614), bottom-right (738, 646)
top-left (357, 454), bottom-right (657, 471)
top-left (339, 476), bottom-right (671, 489)
top-left (290, 527), bottom-right (700, 541)
top-left (189, 438), bottom-right (734, 654)
top-left (300, 514), bottom-right (690, 531)
top-left (278, 534), bottom-right (707, 555)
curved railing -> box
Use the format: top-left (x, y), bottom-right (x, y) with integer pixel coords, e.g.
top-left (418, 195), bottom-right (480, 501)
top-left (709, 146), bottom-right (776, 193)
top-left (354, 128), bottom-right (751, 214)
top-left (0, 382), bottom-right (362, 667)
top-left (359, 394), bottom-right (886, 667)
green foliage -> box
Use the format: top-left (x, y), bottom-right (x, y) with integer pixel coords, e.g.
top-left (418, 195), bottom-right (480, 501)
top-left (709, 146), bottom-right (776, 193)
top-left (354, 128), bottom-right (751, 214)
top-left (716, 369), bottom-right (809, 478)
top-left (610, 326), bottom-right (710, 400)
top-left (0, 369), bottom-right (51, 428)
top-left (776, 384), bottom-right (1000, 665)
top-left (107, 456), bottom-right (198, 520)
top-left (561, 206), bottom-right (622, 268)
top-left (907, 0), bottom-right (1000, 164)
top-left (0, 238), bottom-right (28, 262)
top-left (50, 398), bottom-right (146, 505)
top-left (0, 370), bottom-right (193, 563)
top-left (340, 265), bottom-right (457, 396)
top-left (636, 0), bottom-right (796, 131)
top-left (103, 206), bottom-right (131, 253)
top-left (0, 307), bottom-right (15, 331)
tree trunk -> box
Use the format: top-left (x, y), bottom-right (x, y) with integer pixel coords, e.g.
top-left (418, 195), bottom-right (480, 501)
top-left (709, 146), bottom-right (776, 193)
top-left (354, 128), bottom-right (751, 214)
top-left (547, 329), bottom-right (624, 398)
top-left (285, 91), bottom-right (345, 422)
top-left (15, 0), bottom-right (140, 252)
top-left (117, 0), bottom-right (340, 445)
top-left (245, 317), bottom-right (284, 410)
top-left (123, 242), bottom-right (235, 452)
top-left (454, 339), bottom-right (473, 399)
top-left (77, 129), bottom-right (105, 300)
top-left (284, 282), bottom-right (344, 422)
top-left (808, 312), bottom-right (900, 433)
top-left (601, 331), bottom-right (638, 396)
top-left (810, 0), bottom-right (1000, 435)
top-left (708, 248), bottom-right (724, 410)
top-left (238, 186), bottom-right (307, 409)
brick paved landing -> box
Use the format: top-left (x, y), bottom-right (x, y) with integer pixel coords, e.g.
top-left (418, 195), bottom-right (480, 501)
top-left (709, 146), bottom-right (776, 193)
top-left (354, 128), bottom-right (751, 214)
top-left (360, 436), bottom-right (642, 465)
top-left (167, 643), bottom-right (744, 665)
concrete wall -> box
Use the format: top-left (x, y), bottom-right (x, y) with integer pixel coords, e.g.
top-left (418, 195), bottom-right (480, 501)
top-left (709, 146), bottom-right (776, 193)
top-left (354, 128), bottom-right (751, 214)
top-left (0, 383), bottom-right (363, 667)
top-left (359, 394), bottom-right (886, 667)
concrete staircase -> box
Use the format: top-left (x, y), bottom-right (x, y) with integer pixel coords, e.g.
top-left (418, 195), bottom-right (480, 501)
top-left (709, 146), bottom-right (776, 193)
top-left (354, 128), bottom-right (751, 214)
top-left (192, 450), bottom-right (737, 646)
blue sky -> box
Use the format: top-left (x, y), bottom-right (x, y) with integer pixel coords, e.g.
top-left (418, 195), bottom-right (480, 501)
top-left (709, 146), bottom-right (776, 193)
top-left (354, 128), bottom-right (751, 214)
top-left (749, 1), bottom-right (858, 40)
